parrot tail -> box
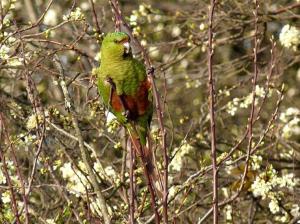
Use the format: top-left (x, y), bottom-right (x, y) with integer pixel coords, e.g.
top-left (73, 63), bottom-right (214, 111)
top-left (130, 135), bottom-right (156, 181)
top-left (128, 126), bottom-right (162, 221)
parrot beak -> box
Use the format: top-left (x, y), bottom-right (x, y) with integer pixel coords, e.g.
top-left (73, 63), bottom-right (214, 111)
top-left (123, 41), bottom-right (131, 54)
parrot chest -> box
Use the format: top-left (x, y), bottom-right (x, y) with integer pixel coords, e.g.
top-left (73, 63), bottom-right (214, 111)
top-left (98, 61), bottom-right (151, 120)
top-left (110, 78), bottom-right (151, 120)
top-left (101, 61), bottom-right (138, 95)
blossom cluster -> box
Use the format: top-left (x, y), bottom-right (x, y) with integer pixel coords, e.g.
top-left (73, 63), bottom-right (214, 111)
top-left (60, 162), bottom-right (90, 197)
top-left (279, 107), bottom-right (300, 138)
top-left (63, 7), bottom-right (85, 21)
top-left (250, 165), bottom-right (299, 221)
top-left (169, 140), bottom-right (194, 171)
top-left (279, 24), bottom-right (300, 51)
top-left (226, 85), bottom-right (267, 116)
top-left (59, 161), bottom-right (120, 197)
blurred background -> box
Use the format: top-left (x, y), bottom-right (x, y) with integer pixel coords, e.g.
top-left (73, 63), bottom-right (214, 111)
top-left (0, 0), bottom-right (299, 223)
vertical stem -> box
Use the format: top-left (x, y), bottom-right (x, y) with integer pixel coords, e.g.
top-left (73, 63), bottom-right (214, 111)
top-left (239, 0), bottom-right (259, 192)
top-left (0, 115), bottom-right (21, 224)
top-left (89, 0), bottom-right (102, 36)
top-left (129, 142), bottom-right (135, 224)
top-left (207, 0), bottom-right (218, 223)
top-left (149, 78), bottom-right (168, 224)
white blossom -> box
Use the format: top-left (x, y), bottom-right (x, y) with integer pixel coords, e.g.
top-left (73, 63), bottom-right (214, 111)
top-left (1, 0), bottom-right (16, 10)
top-left (139, 4), bottom-right (148, 16)
top-left (60, 162), bottom-right (90, 197)
top-left (80, 2), bottom-right (90, 11)
top-left (273, 173), bottom-right (297, 189)
top-left (60, 162), bottom-right (74, 179)
top-left (199, 23), bottom-right (205, 31)
top-left (291, 204), bottom-right (300, 218)
top-left (169, 140), bottom-right (194, 171)
top-left (251, 166), bottom-right (299, 214)
top-left (168, 185), bottom-right (179, 199)
top-left (279, 24), bottom-right (300, 51)
top-left (63, 7), bottom-right (85, 21)
top-left (171, 26), bottom-right (181, 37)
top-left (94, 52), bottom-right (101, 61)
top-left (224, 205), bottom-right (233, 221)
top-left (279, 107), bottom-right (300, 138)
top-left (255, 85), bottom-right (265, 97)
top-left (106, 111), bottom-right (117, 123)
top-left (46, 219), bottom-right (56, 224)
top-left (0, 45), bottom-right (10, 60)
top-left (104, 166), bottom-right (117, 180)
top-left (154, 23), bottom-right (164, 32)
top-left (251, 155), bottom-right (262, 170)
top-left (280, 107), bottom-right (300, 122)
top-left (269, 199), bottom-right (280, 214)
top-left (26, 114), bottom-right (40, 130)
top-left (129, 14), bottom-right (138, 26)
top-left (44, 9), bottom-right (58, 26)
top-left (7, 57), bottom-right (23, 66)
top-left (0, 167), bottom-right (6, 184)
top-left (1, 191), bottom-right (11, 204)
top-left (251, 177), bottom-right (272, 199)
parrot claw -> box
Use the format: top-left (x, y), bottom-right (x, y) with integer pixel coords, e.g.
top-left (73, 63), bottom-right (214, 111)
top-left (106, 77), bottom-right (115, 89)
top-left (122, 110), bottom-right (131, 120)
top-left (147, 66), bottom-right (155, 75)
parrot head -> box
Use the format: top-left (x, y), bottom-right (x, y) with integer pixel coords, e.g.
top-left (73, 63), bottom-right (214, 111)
top-left (101, 32), bottom-right (131, 60)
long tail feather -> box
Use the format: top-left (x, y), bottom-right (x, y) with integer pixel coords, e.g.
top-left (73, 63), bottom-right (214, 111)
top-left (130, 133), bottom-right (156, 180)
top-left (128, 132), bottom-right (160, 221)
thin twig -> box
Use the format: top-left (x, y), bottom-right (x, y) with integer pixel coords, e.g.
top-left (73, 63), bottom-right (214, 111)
top-left (0, 114), bottom-right (21, 224)
top-left (1, 115), bottom-right (30, 223)
top-left (129, 141), bottom-right (136, 224)
top-left (89, 0), bottom-right (102, 38)
top-left (207, 0), bottom-right (218, 223)
top-left (237, 0), bottom-right (259, 194)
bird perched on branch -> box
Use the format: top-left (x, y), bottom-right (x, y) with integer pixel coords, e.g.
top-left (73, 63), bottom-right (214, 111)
top-left (94, 32), bottom-right (155, 177)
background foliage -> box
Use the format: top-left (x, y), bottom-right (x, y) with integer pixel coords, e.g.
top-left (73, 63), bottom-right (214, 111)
top-left (0, 0), bottom-right (299, 223)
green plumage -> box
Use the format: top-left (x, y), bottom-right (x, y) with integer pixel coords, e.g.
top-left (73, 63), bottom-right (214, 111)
top-left (94, 32), bottom-right (153, 145)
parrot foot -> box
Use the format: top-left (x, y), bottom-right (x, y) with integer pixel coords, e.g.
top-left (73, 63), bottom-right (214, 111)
top-left (106, 77), bottom-right (116, 89)
top-left (122, 110), bottom-right (131, 120)
top-left (106, 77), bottom-right (132, 120)
top-left (147, 66), bottom-right (155, 75)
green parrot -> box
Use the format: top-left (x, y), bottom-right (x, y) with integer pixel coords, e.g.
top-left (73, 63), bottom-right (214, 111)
top-left (95, 32), bottom-right (160, 221)
top-left (94, 31), bottom-right (153, 163)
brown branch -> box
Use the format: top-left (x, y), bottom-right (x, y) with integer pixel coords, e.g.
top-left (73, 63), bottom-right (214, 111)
top-left (270, 3), bottom-right (300, 15)
top-left (129, 142), bottom-right (136, 224)
top-left (207, 0), bottom-right (218, 223)
top-left (237, 0), bottom-right (260, 195)
top-left (1, 115), bottom-right (30, 223)
top-left (89, 0), bottom-right (102, 38)
top-left (0, 114), bottom-right (21, 224)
